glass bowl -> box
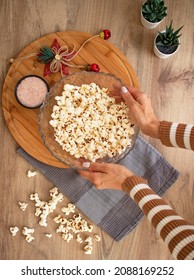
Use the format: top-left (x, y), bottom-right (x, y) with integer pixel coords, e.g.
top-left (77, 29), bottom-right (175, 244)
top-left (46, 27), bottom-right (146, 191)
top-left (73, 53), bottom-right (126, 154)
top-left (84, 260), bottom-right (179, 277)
top-left (39, 71), bottom-right (139, 169)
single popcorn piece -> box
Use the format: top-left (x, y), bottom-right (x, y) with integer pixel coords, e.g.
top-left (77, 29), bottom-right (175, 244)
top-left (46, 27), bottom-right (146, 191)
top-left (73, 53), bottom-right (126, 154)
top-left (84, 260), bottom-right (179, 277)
top-left (39, 219), bottom-right (47, 227)
top-left (49, 187), bottom-right (59, 197)
top-left (53, 215), bottom-right (67, 224)
top-left (45, 233), bottom-right (52, 238)
top-left (84, 244), bottom-right (93, 255)
top-left (18, 202), bottom-right (28, 211)
top-left (26, 235), bottom-right (35, 243)
top-left (30, 193), bottom-right (39, 201)
top-left (61, 203), bottom-right (75, 215)
top-left (53, 214), bottom-right (63, 223)
top-left (22, 227), bottom-right (34, 235)
top-left (22, 226), bottom-right (35, 243)
top-left (27, 170), bottom-right (37, 177)
top-left (61, 208), bottom-right (71, 216)
top-left (94, 234), bottom-right (101, 242)
top-left (62, 232), bottom-right (73, 243)
top-left (49, 83), bottom-right (135, 161)
top-left (35, 208), bottom-right (42, 217)
top-left (76, 234), bottom-right (83, 243)
top-left (10, 226), bottom-right (19, 236)
top-left (87, 225), bottom-right (93, 232)
top-left (85, 236), bottom-right (93, 245)
top-left (56, 224), bottom-right (68, 234)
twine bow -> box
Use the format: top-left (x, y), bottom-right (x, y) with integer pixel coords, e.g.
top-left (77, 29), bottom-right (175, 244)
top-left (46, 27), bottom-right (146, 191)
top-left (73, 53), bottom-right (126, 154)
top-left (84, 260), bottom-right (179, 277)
top-left (49, 45), bottom-right (80, 75)
top-left (46, 35), bottom-right (100, 76)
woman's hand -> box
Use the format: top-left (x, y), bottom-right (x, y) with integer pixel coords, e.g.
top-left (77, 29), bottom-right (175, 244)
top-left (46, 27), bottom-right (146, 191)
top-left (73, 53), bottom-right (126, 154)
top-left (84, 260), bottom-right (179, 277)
top-left (121, 86), bottom-right (160, 138)
top-left (78, 162), bottom-right (133, 190)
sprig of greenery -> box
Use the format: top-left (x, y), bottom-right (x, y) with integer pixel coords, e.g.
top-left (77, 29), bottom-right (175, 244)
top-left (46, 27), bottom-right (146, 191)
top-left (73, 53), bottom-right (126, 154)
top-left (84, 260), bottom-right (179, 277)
top-left (37, 47), bottom-right (55, 64)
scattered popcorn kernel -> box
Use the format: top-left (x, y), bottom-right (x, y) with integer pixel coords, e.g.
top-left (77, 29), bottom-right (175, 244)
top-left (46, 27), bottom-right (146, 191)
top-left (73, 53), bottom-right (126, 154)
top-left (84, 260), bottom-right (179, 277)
top-left (88, 225), bottom-right (93, 232)
top-left (26, 235), bottom-right (35, 243)
top-left (45, 233), bottom-right (52, 238)
top-left (61, 208), bottom-right (71, 215)
top-left (27, 170), bottom-right (37, 177)
top-left (22, 226), bottom-right (35, 243)
top-left (85, 236), bottom-right (93, 245)
top-left (53, 215), bottom-right (62, 223)
top-left (39, 219), bottom-right (47, 227)
top-left (53, 215), bottom-right (67, 225)
top-left (61, 203), bottom-right (75, 215)
top-left (18, 202), bottom-right (28, 211)
top-left (68, 203), bottom-right (76, 211)
top-left (76, 234), bottom-right (83, 243)
top-left (49, 187), bottom-right (58, 197)
top-left (22, 227), bottom-right (34, 235)
top-left (35, 208), bottom-right (42, 217)
top-left (94, 234), bottom-right (101, 241)
top-left (56, 224), bottom-right (68, 234)
top-left (62, 232), bottom-right (73, 243)
top-left (30, 193), bottom-right (39, 201)
top-left (84, 244), bottom-right (93, 255)
top-left (10, 226), bottom-right (19, 236)
top-left (60, 217), bottom-right (68, 224)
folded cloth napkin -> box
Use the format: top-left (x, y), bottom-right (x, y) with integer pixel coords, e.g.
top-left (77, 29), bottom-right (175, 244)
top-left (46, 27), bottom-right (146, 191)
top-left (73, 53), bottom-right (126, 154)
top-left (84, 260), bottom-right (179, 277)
top-left (17, 135), bottom-right (179, 241)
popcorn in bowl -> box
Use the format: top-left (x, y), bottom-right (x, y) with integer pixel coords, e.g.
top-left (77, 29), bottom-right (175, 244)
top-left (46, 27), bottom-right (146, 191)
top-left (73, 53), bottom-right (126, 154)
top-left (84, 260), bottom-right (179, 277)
top-left (39, 71), bottom-right (138, 168)
top-left (49, 82), bottom-right (135, 162)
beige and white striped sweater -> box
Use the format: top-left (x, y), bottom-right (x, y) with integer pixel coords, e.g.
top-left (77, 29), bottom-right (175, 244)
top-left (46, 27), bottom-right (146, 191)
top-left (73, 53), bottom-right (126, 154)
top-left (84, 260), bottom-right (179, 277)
top-left (122, 121), bottom-right (194, 260)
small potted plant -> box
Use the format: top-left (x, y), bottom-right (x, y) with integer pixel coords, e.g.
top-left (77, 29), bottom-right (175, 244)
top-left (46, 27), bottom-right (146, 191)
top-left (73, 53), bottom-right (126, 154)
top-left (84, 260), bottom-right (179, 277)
top-left (141, 0), bottom-right (167, 29)
top-left (154, 20), bottom-right (183, 59)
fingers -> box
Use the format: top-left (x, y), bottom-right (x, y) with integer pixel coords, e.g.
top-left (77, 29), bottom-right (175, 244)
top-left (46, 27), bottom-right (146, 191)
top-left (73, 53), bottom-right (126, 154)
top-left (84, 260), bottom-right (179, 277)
top-left (121, 85), bottom-right (146, 106)
top-left (77, 169), bottom-right (92, 181)
top-left (82, 162), bottom-right (109, 173)
top-left (78, 165), bottom-right (104, 187)
top-left (121, 86), bottom-right (137, 107)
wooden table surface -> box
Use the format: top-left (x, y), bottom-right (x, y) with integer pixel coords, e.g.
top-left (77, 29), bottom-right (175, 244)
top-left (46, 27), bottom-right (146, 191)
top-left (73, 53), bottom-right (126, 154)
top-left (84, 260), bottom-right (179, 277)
top-left (0, 0), bottom-right (194, 260)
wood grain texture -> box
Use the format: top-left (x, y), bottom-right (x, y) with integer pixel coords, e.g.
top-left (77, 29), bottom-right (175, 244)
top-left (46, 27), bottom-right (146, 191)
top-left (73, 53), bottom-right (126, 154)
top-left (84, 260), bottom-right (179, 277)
top-left (0, 0), bottom-right (194, 260)
top-left (2, 31), bottom-right (139, 168)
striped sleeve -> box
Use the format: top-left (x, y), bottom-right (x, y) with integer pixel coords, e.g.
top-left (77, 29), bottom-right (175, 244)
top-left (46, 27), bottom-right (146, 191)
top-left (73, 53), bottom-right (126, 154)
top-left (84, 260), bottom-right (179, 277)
top-left (159, 121), bottom-right (194, 150)
top-left (122, 176), bottom-right (194, 260)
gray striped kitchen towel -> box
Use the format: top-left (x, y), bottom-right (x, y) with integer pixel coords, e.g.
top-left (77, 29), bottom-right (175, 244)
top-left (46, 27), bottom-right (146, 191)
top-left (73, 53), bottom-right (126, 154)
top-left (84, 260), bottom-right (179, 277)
top-left (17, 135), bottom-right (179, 241)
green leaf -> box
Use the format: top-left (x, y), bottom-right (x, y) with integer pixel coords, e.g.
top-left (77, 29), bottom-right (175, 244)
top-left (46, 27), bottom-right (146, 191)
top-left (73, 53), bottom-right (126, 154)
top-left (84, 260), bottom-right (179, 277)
top-left (145, 5), bottom-right (152, 12)
top-left (142, 7), bottom-right (149, 13)
top-left (173, 26), bottom-right (184, 36)
top-left (150, 12), bottom-right (156, 21)
top-left (156, 41), bottom-right (164, 46)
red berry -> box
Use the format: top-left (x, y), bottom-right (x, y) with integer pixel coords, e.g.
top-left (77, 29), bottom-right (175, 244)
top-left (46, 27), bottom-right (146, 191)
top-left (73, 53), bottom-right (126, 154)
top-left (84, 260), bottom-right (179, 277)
top-left (99, 29), bottom-right (111, 40)
top-left (87, 63), bottom-right (100, 72)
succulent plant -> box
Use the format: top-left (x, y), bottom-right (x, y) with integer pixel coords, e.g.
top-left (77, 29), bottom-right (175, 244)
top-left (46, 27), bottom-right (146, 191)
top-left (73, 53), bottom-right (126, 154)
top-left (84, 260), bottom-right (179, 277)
top-left (142, 0), bottom-right (167, 23)
top-left (156, 20), bottom-right (183, 54)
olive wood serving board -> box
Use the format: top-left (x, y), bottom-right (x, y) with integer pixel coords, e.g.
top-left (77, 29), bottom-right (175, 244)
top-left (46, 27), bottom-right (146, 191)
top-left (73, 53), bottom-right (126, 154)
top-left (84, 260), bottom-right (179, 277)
top-left (2, 31), bottom-right (139, 168)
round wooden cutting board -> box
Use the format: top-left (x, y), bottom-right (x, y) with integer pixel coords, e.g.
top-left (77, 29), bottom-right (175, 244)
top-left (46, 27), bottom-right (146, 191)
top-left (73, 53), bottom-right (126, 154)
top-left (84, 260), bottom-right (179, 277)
top-left (2, 31), bottom-right (139, 168)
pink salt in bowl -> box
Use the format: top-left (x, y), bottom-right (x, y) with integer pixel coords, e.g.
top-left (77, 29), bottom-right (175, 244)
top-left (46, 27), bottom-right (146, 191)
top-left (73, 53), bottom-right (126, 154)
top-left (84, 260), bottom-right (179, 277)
top-left (14, 75), bottom-right (49, 109)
